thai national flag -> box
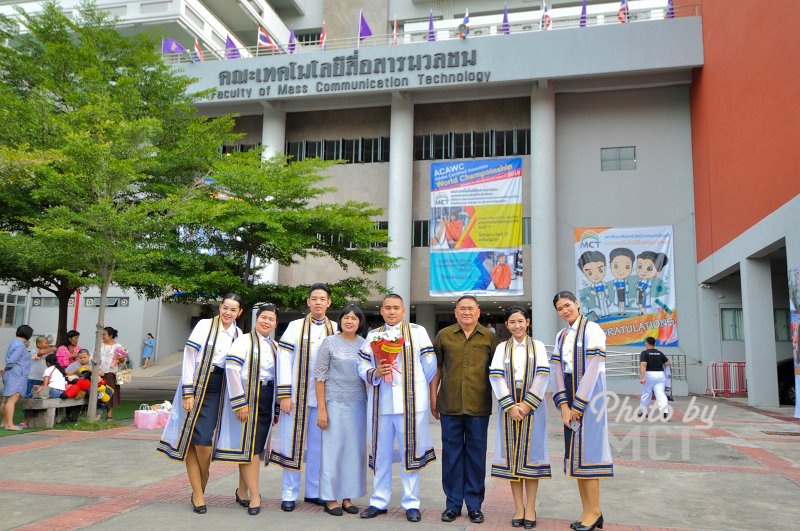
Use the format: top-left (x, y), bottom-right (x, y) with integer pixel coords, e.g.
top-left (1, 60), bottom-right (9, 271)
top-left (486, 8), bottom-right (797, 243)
top-left (288, 24), bottom-right (296, 53)
top-left (462, 9), bottom-right (470, 36)
top-left (319, 21), bottom-right (327, 50)
top-left (540, 1), bottom-right (551, 31)
top-left (617, 0), bottom-right (630, 23)
top-left (391, 15), bottom-right (398, 45)
top-left (193, 38), bottom-right (204, 62)
top-left (258, 26), bottom-right (279, 51)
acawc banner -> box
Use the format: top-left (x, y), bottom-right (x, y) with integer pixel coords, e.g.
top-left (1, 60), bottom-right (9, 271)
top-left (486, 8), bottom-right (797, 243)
top-left (429, 158), bottom-right (523, 297)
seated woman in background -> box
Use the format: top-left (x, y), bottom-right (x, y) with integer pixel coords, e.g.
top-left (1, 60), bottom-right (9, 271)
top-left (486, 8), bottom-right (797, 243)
top-left (56, 330), bottom-right (81, 369)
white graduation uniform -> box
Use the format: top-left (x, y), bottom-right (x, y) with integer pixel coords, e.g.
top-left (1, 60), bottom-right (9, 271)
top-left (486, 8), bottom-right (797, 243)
top-left (489, 337), bottom-right (551, 479)
top-left (157, 317), bottom-right (242, 460)
top-left (357, 321), bottom-right (437, 510)
top-left (269, 315), bottom-right (337, 501)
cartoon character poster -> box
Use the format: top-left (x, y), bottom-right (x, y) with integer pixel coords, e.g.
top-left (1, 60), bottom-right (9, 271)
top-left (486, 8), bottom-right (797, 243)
top-left (789, 265), bottom-right (800, 418)
top-left (574, 226), bottom-right (677, 346)
top-left (430, 158), bottom-right (523, 296)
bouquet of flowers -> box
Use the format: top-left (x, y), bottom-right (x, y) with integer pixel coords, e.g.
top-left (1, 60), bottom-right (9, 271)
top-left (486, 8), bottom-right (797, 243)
top-left (111, 346), bottom-right (129, 367)
top-left (369, 329), bottom-right (405, 383)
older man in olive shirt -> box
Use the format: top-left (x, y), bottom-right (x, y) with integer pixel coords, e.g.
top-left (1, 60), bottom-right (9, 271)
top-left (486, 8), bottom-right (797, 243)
top-left (431, 295), bottom-right (500, 524)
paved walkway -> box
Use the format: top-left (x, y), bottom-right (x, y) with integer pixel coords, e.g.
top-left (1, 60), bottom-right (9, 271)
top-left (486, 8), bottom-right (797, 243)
top-left (0, 392), bottom-right (798, 530)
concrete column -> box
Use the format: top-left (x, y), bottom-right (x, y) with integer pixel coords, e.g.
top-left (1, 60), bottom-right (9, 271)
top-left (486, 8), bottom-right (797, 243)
top-left (530, 81), bottom-right (559, 341)
top-left (414, 303), bottom-right (437, 339)
top-left (260, 102), bottom-right (286, 284)
top-left (740, 257), bottom-right (779, 406)
top-left (386, 93), bottom-right (414, 304)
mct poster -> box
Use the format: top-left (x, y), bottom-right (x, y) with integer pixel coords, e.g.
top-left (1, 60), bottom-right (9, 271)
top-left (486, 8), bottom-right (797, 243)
top-left (429, 158), bottom-right (523, 297)
top-left (574, 225), bottom-right (677, 346)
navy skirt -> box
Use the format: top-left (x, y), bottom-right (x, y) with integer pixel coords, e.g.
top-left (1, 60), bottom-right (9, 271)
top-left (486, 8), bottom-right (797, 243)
top-left (191, 366), bottom-right (224, 446)
top-left (253, 380), bottom-right (275, 455)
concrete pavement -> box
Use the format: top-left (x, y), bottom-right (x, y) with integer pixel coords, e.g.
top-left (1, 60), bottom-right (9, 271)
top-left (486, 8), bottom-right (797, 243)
top-left (1, 368), bottom-right (799, 530)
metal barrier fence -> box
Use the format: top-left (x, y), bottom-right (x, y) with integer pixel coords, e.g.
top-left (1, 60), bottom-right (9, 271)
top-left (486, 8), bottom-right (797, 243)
top-left (543, 345), bottom-right (687, 381)
top-left (706, 361), bottom-right (748, 398)
top-left (164, 3), bottom-right (701, 64)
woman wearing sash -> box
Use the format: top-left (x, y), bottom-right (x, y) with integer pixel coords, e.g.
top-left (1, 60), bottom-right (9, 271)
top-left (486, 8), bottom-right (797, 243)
top-left (314, 304), bottom-right (368, 516)
top-left (551, 291), bottom-right (612, 531)
top-left (214, 303), bottom-right (279, 516)
top-left (489, 307), bottom-right (550, 529)
top-left (157, 293), bottom-right (243, 514)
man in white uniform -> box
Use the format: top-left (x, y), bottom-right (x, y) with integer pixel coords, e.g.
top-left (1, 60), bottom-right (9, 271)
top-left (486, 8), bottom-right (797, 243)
top-left (270, 283), bottom-right (337, 511)
top-left (358, 294), bottom-right (437, 523)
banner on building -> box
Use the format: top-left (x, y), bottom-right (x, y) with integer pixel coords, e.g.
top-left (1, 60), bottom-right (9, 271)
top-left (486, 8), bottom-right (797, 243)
top-left (573, 225), bottom-right (677, 346)
top-left (429, 158), bottom-right (523, 297)
top-left (789, 265), bottom-right (800, 418)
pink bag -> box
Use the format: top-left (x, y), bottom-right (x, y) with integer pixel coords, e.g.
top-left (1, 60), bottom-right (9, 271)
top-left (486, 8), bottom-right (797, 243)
top-left (155, 409), bottom-right (169, 428)
top-left (134, 404), bottom-right (159, 430)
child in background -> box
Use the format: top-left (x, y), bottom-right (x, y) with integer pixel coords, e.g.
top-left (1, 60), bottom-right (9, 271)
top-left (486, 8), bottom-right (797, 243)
top-left (27, 336), bottom-right (56, 398)
top-left (35, 354), bottom-right (67, 398)
top-left (65, 349), bottom-right (100, 381)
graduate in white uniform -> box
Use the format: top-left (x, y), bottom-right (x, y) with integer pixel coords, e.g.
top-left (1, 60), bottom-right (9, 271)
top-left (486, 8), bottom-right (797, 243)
top-left (270, 283), bottom-right (337, 511)
top-left (357, 294), bottom-right (437, 523)
top-left (157, 293), bottom-right (243, 514)
top-left (213, 303), bottom-right (279, 516)
top-left (551, 291), bottom-right (612, 531)
top-left (489, 307), bottom-right (551, 529)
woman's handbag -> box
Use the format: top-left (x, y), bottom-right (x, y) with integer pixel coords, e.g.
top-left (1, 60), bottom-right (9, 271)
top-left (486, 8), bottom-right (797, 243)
top-left (116, 367), bottom-right (133, 385)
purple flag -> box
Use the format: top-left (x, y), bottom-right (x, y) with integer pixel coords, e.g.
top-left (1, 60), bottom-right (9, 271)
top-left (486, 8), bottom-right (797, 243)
top-left (161, 38), bottom-right (186, 54)
top-left (427, 10), bottom-right (436, 41)
top-left (501, 3), bottom-right (510, 35)
top-left (667, 0), bottom-right (675, 19)
top-left (358, 11), bottom-right (372, 41)
top-left (225, 35), bottom-right (240, 59)
top-left (288, 24), bottom-right (296, 53)
top-left (580, 0), bottom-right (587, 27)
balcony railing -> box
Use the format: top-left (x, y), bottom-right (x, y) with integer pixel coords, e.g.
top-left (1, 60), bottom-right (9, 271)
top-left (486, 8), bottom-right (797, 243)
top-left (544, 345), bottom-right (688, 381)
top-left (164, 1), bottom-right (700, 64)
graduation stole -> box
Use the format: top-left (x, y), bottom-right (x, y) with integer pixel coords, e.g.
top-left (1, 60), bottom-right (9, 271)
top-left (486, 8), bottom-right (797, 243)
top-left (558, 314), bottom-right (589, 394)
top-left (369, 321), bottom-right (434, 472)
top-left (287, 314), bottom-right (334, 468)
top-left (503, 336), bottom-right (536, 404)
top-left (158, 315), bottom-right (222, 460)
top-left (242, 333), bottom-right (262, 456)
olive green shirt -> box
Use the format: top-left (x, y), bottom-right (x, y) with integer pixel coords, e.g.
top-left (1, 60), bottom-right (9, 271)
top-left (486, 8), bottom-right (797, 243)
top-left (433, 323), bottom-right (500, 416)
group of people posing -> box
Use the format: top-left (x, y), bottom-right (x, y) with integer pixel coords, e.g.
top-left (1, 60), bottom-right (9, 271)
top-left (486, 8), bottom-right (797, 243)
top-left (157, 285), bottom-right (612, 530)
top-left (1, 326), bottom-right (129, 429)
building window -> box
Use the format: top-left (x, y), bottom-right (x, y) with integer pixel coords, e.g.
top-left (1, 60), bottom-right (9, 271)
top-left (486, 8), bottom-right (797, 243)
top-left (1, 293), bottom-right (26, 328)
top-left (774, 308), bottom-right (791, 341)
top-left (296, 32), bottom-right (322, 45)
top-left (601, 146), bottom-right (637, 171)
top-left (84, 297), bottom-right (129, 308)
top-left (720, 308), bottom-right (744, 341)
top-left (31, 296), bottom-right (74, 308)
top-left (413, 129), bottom-right (531, 161)
top-left (412, 220), bottom-right (430, 248)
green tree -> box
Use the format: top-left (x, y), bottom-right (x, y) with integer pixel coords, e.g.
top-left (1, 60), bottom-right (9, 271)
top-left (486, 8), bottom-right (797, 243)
top-left (172, 150), bottom-right (395, 321)
top-left (0, 1), bottom-right (234, 421)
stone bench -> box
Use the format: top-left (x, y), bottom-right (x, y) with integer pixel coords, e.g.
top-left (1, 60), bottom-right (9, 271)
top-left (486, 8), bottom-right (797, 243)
top-left (18, 397), bottom-right (89, 428)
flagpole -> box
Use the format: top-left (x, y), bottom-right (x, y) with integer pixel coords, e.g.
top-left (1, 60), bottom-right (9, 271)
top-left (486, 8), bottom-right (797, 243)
top-left (357, 9), bottom-right (361, 49)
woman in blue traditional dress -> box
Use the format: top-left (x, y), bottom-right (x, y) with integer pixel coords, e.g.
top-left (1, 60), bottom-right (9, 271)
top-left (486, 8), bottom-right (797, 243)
top-left (157, 293), bottom-right (243, 514)
top-left (551, 291), bottom-right (612, 531)
top-left (314, 304), bottom-right (368, 516)
top-left (489, 307), bottom-right (550, 529)
top-left (214, 303), bottom-right (279, 516)
top-left (1, 325), bottom-right (34, 431)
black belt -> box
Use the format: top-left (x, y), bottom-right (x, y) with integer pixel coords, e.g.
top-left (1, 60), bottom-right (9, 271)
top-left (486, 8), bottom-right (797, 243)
top-left (212, 365), bottom-right (225, 374)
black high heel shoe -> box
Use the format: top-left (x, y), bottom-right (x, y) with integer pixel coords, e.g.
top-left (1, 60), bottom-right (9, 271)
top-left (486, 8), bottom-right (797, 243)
top-left (574, 514), bottom-right (603, 531)
top-left (248, 494), bottom-right (261, 516)
top-left (191, 494), bottom-right (207, 514)
top-left (235, 489), bottom-right (249, 507)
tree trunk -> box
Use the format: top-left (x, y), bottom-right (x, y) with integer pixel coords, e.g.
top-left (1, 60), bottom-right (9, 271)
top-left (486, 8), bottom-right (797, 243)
top-left (55, 282), bottom-right (73, 346)
top-left (87, 271), bottom-right (112, 422)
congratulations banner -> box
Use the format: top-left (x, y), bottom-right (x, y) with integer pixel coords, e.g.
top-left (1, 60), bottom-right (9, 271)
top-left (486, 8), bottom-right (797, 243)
top-left (430, 158), bottom-right (523, 297)
top-left (574, 226), bottom-right (677, 346)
